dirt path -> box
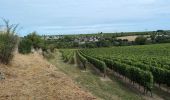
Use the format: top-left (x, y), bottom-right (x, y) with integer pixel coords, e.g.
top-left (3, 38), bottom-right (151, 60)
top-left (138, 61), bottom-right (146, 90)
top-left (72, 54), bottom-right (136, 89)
top-left (0, 53), bottom-right (96, 100)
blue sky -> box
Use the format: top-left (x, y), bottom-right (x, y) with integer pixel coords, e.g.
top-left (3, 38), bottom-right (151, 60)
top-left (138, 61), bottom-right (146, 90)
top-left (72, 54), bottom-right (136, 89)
top-left (0, 0), bottom-right (170, 36)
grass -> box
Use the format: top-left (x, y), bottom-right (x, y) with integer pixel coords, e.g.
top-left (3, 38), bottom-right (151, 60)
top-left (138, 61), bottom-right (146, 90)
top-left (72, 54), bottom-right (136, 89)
top-left (48, 50), bottom-right (144, 100)
top-left (152, 87), bottom-right (170, 100)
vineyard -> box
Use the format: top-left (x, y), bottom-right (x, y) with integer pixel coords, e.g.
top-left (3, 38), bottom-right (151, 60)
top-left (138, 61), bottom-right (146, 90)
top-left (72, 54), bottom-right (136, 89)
top-left (60, 49), bottom-right (75, 63)
top-left (60, 43), bottom-right (170, 97)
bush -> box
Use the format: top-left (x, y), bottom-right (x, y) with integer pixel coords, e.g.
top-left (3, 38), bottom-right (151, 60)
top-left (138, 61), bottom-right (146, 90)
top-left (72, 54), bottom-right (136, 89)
top-left (26, 32), bottom-right (44, 49)
top-left (135, 36), bottom-right (147, 45)
top-left (18, 32), bottom-right (46, 54)
top-left (18, 39), bottom-right (32, 54)
top-left (0, 20), bottom-right (18, 64)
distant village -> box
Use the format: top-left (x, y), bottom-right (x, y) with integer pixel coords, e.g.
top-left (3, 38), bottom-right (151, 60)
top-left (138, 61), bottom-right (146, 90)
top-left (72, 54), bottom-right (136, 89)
top-left (43, 35), bottom-right (64, 40)
top-left (43, 35), bottom-right (102, 44)
top-left (43, 30), bottom-right (170, 45)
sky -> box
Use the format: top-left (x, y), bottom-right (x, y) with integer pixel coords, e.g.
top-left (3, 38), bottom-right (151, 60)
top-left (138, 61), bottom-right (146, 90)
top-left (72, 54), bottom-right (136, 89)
top-left (0, 0), bottom-right (170, 36)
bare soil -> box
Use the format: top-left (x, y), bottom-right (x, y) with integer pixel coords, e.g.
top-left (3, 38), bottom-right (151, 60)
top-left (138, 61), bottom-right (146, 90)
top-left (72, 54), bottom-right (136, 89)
top-left (0, 53), bottom-right (97, 100)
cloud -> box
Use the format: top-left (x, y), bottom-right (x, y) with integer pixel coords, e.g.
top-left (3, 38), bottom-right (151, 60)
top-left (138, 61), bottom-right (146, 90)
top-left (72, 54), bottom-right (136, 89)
top-left (134, 0), bottom-right (156, 4)
top-left (0, 0), bottom-right (170, 35)
top-left (39, 23), bottom-right (137, 30)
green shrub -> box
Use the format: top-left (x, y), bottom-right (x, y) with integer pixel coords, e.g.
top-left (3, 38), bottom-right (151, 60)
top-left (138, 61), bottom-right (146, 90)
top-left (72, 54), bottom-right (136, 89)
top-left (18, 32), bottom-right (47, 54)
top-left (135, 36), bottom-right (147, 45)
top-left (0, 20), bottom-right (18, 64)
top-left (18, 39), bottom-right (32, 54)
top-left (26, 32), bottom-right (44, 49)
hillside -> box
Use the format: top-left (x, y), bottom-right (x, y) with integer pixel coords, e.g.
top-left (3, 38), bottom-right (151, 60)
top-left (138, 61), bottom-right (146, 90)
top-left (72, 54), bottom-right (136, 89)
top-left (0, 53), bottom-right (96, 100)
top-left (57, 44), bottom-right (170, 100)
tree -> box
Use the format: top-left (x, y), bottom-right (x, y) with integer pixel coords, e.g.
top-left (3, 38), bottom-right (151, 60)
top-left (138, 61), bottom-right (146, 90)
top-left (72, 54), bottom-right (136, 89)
top-left (96, 40), bottom-right (112, 47)
top-left (26, 31), bottom-right (43, 49)
top-left (18, 32), bottom-right (46, 54)
top-left (150, 32), bottom-right (157, 43)
top-left (135, 36), bottom-right (147, 45)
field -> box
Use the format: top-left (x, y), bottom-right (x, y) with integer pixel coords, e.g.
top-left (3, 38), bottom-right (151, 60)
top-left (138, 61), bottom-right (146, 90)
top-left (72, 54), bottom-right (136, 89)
top-left (59, 43), bottom-right (170, 100)
top-left (116, 35), bottom-right (150, 41)
top-left (50, 50), bottom-right (144, 100)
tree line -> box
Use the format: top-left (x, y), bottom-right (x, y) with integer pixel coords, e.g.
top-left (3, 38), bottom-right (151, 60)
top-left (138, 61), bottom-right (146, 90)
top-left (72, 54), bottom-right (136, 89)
top-left (44, 30), bottom-right (170, 48)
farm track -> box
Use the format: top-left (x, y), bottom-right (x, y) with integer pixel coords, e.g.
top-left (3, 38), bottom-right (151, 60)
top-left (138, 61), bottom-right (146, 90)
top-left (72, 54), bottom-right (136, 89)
top-left (0, 53), bottom-right (96, 100)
